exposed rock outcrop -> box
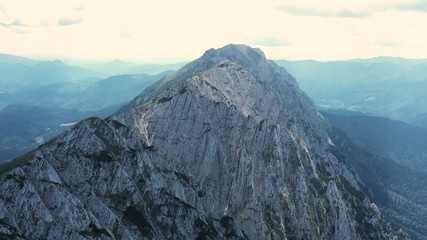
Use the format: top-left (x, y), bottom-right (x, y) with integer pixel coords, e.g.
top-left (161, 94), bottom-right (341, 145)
top-left (0, 44), bottom-right (395, 239)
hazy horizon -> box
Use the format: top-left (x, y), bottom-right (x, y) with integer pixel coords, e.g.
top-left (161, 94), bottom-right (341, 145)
top-left (2, 50), bottom-right (427, 65)
top-left (1, 0), bottom-right (427, 62)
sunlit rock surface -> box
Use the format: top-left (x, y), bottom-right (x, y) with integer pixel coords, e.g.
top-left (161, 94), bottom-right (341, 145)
top-left (0, 44), bottom-right (397, 239)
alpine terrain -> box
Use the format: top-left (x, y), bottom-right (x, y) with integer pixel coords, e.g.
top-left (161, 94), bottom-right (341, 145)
top-left (324, 111), bottom-right (427, 239)
top-left (0, 44), bottom-right (400, 239)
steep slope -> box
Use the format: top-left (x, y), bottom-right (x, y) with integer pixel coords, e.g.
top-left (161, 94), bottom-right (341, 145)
top-left (324, 112), bottom-right (427, 239)
top-left (0, 45), bottom-right (395, 239)
top-left (323, 112), bottom-right (427, 172)
top-left (326, 124), bottom-right (427, 239)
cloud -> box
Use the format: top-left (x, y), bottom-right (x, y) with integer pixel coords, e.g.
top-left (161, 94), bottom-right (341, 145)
top-left (279, 6), bottom-right (370, 18)
top-left (396, 1), bottom-right (427, 12)
top-left (0, 7), bottom-right (28, 29)
top-left (337, 9), bottom-right (370, 18)
top-left (73, 6), bottom-right (84, 12)
top-left (249, 38), bottom-right (291, 47)
top-left (376, 40), bottom-right (401, 48)
top-left (57, 18), bottom-right (82, 26)
top-left (118, 31), bottom-right (132, 39)
top-left (279, 1), bottom-right (427, 18)
top-left (0, 19), bottom-right (28, 33)
top-left (0, 19), bottom-right (26, 27)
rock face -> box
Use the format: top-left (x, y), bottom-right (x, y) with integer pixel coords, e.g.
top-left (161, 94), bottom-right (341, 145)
top-left (0, 44), bottom-right (394, 239)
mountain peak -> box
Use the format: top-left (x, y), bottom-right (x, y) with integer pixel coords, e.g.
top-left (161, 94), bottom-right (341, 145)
top-left (35, 59), bottom-right (66, 68)
top-left (121, 44), bottom-right (280, 110)
top-left (208, 43), bottom-right (264, 57)
top-left (202, 43), bottom-right (266, 66)
top-left (0, 45), bottom-right (394, 239)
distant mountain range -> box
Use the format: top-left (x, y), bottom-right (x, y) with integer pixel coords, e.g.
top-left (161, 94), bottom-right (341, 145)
top-left (325, 110), bottom-right (427, 239)
top-left (276, 58), bottom-right (427, 124)
top-left (0, 53), bottom-right (39, 66)
top-left (0, 54), bottom-right (171, 162)
top-left (78, 59), bottom-right (186, 76)
top-left (0, 57), bottom-right (102, 95)
top-left (324, 111), bottom-right (427, 172)
top-left (0, 104), bottom-right (113, 162)
top-left (0, 53), bottom-right (185, 78)
top-left (0, 71), bottom-right (168, 162)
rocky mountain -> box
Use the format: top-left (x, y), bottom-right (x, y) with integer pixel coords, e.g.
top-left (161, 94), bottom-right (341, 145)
top-left (0, 45), bottom-right (398, 239)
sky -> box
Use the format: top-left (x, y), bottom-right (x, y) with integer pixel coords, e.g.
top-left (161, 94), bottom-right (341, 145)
top-left (0, 0), bottom-right (426, 62)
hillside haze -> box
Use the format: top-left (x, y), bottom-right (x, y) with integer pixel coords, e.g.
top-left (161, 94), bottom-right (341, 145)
top-left (0, 54), bottom-right (171, 162)
top-left (277, 58), bottom-right (427, 124)
top-left (0, 44), bottom-right (395, 239)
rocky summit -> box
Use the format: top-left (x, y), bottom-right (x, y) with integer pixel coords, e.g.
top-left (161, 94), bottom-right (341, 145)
top-left (0, 44), bottom-right (396, 239)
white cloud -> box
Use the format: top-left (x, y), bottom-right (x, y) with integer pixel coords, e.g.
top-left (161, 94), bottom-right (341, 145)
top-left (57, 18), bottom-right (82, 26)
top-left (279, 0), bottom-right (427, 18)
top-left (0, 0), bottom-right (426, 61)
top-left (249, 38), bottom-right (291, 47)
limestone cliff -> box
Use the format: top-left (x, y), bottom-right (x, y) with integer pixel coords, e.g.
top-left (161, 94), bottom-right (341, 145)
top-left (0, 44), bottom-right (396, 239)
